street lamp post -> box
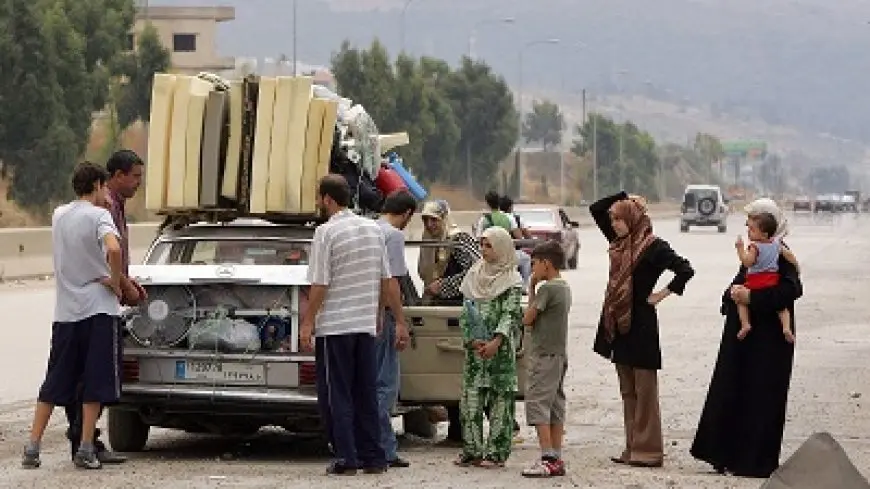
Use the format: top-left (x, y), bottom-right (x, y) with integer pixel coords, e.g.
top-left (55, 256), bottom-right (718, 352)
top-left (557, 42), bottom-right (586, 206)
top-left (517, 38), bottom-right (560, 200)
top-left (592, 110), bottom-right (598, 201)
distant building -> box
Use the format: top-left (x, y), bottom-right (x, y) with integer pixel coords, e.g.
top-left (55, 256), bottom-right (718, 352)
top-left (131, 6), bottom-right (235, 75)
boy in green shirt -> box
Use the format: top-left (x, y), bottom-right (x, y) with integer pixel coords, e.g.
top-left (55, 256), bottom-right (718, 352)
top-left (521, 241), bottom-right (572, 477)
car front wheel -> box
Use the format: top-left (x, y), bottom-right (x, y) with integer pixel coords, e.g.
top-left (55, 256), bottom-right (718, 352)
top-left (108, 407), bottom-right (150, 453)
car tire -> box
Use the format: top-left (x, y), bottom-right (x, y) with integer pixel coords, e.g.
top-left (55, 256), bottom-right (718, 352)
top-left (108, 407), bottom-right (150, 453)
top-left (718, 224), bottom-right (727, 233)
top-left (680, 223), bottom-right (689, 233)
top-left (402, 409), bottom-right (438, 439)
top-left (698, 198), bottom-right (716, 216)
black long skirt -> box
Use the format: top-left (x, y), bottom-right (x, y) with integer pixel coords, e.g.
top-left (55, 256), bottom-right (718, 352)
top-left (689, 299), bottom-right (796, 478)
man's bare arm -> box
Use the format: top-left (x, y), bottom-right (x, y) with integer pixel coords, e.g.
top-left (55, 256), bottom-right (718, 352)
top-left (384, 277), bottom-right (407, 324)
top-left (303, 285), bottom-right (328, 324)
top-left (103, 234), bottom-right (123, 287)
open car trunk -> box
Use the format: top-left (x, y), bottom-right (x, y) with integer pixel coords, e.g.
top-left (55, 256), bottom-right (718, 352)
top-left (397, 242), bottom-right (528, 404)
top-left (399, 305), bottom-right (528, 403)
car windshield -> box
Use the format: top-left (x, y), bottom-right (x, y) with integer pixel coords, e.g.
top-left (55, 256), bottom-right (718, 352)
top-left (514, 210), bottom-right (558, 227)
top-left (146, 239), bottom-right (311, 265)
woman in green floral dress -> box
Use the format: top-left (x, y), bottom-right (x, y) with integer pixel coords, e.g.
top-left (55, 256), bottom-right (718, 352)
top-left (454, 226), bottom-right (523, 468)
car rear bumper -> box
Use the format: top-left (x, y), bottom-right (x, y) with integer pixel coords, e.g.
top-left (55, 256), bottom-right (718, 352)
top-left (119, 383), bottom-right (319, 415)
top-left (681, 216), bottom-right (724, 225)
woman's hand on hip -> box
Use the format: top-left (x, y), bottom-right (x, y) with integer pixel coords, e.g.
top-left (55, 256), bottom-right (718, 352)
top-left (647, 288), bottom-right (671, 306)
top-left (730, 285), bottom-right (751, 305)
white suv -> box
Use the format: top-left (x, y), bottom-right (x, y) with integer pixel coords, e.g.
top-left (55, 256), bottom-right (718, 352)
top-left (680, 184), bottom-right (728, 233)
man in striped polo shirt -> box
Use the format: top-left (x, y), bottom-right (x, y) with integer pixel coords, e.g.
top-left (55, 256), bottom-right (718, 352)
top-left (300, 174), bottom-right (391, 476)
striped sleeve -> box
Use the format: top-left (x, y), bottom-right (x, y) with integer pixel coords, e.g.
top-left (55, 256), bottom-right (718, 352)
top-left (307, 227), bottom-right (331, 285)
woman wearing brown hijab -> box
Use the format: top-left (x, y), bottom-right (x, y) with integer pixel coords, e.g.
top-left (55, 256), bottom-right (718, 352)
top-left (589, 191), bottom-right (695, 468)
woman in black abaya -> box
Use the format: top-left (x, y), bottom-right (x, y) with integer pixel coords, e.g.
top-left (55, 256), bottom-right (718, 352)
top-left (690, 198), bottom-right (803, 478)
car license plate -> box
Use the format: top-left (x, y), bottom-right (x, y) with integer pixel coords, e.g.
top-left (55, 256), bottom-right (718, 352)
top-left (175, 360), bottom-right (265, 385)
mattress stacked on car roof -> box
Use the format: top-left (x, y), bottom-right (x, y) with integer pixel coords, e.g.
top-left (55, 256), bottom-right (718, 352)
top-left (144, 72), bottom-right (339, 215)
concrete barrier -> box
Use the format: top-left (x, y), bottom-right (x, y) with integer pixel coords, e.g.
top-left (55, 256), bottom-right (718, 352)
top-left (0, 205), bottom-right (679, 280)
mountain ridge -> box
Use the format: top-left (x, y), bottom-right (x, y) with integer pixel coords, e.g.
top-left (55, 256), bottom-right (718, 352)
top-left (152, 0), bottom-right (870, 163)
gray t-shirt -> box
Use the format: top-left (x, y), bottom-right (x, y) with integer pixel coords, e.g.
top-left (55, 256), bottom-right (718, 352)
top-left (530, 278), bottom-right (572, 355)
top-left (377, 218), bottom-right (408, 278)
top-left (52, 201), bottom-right (122, 323)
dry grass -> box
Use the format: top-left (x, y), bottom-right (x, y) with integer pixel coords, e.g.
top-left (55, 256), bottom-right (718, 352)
top-left (427, 183), bottom-right (483, 211)
top-left (0, 180), bottom-right (43, 227)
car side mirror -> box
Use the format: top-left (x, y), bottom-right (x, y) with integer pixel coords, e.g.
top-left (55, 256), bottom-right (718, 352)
top-left (568, 221), bottom-right (579, 228)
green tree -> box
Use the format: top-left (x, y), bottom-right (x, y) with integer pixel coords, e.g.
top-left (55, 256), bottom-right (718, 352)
top-left (47, 0), bottom-right (137, 109)
top-left (571, 114), bottom-right (661, 199)
top-left (330, 42), bottom-right (514, 191)
top-left (1, 0), bottom-right (138, 209)
top-left (331, 41), bottom-right (459, 184)
top-left (41, 1), bottom-right (92, 158)
top-left (572, 114), bottom-right (621, 196)
top-left (693, 132), bottom-right (724, 181)
top-left (0, 0), bottom-right (69, 208)
top-left (522, 99), bottom-right (564, 151)
top-left (11, 124), bottom-right (80, 209)
top-left (332, 40), bottom-right (397, 131)
top-left (114, 23), bottom-right (172, 129)
top-left (440, 57), bottom-right (518, 191)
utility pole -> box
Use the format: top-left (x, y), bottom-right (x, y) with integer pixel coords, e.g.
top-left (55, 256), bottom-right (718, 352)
top-left (592, 113), bottom-right (598, 201)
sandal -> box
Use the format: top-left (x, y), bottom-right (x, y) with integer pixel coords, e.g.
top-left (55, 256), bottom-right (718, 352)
top-left (454, 454), bottom-right (483, 467)
top-left (482, 458), bottom-right (506, 468)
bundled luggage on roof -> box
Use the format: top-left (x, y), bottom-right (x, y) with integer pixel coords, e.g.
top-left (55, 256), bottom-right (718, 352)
top-left (144, 71), bottom-right (426, 226)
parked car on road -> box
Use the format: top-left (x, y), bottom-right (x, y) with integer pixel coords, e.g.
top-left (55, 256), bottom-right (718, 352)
top-left (680, 184), bottom-right (728, 233)
top-left (792, 196), bottom-right (812, 212)
top-left (813, 194), bottom-right (838, 212)
top-left (843, 190), bottom-right (860, 212)
top-left (108, 218), bottom-right (528, 452)
top-left (511, 205), bottom-right (581, 269)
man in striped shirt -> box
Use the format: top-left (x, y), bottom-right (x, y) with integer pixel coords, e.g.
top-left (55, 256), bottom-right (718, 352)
top-left (301, 174), bottom-right (392, 476)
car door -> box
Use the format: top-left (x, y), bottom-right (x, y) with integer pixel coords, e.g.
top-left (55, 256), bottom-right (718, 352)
top-left (399, 304), bottom-right (529, 403)
top-left (398, 241), bottom-right (527, 404)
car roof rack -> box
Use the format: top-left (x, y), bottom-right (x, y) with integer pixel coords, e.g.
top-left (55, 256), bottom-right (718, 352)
top-left (156, 208), bottom-right (329, 234)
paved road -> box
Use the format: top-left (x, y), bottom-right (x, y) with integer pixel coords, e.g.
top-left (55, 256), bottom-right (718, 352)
top-left (0, 211), bottom-right (867, 488)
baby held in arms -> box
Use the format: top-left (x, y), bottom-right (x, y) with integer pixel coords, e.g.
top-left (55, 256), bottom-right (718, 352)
top-left (734, 212), bottom-right (799, 343)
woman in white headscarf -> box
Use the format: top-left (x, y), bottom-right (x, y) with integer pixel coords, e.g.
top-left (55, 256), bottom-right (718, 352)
top-left (454, 227), bottom-right (523, 468)
top-left (690, 197), bottom-right (803, 478)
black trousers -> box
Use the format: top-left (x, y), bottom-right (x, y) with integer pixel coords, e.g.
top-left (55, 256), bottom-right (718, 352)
top-left (65, 403), bottom-right (106, 456)
top-left (315, 333), bottom-right (386, 469)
